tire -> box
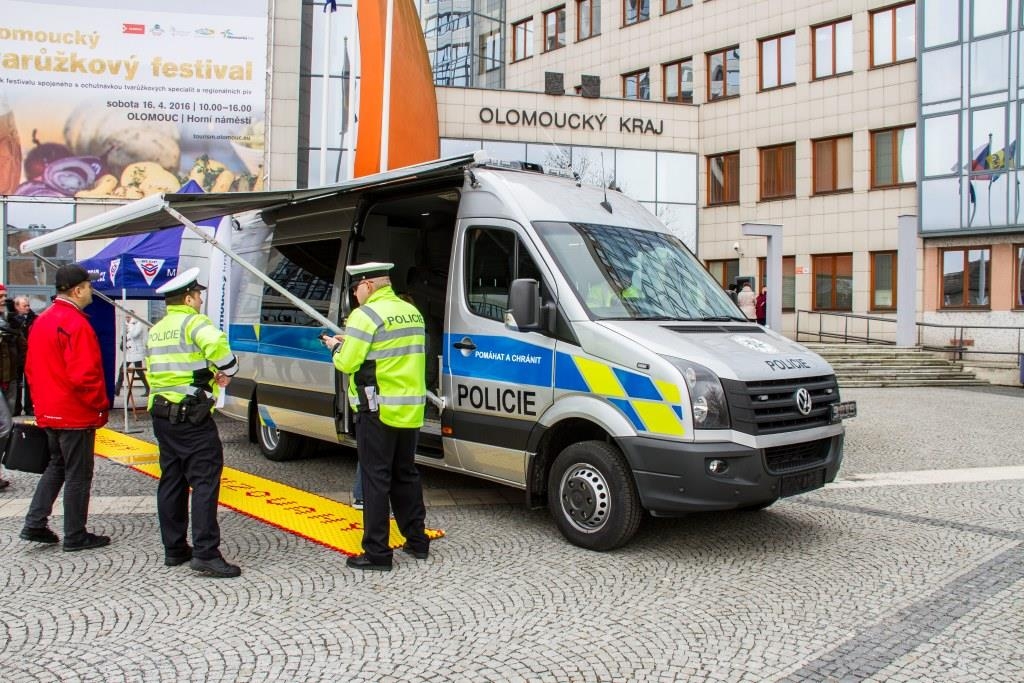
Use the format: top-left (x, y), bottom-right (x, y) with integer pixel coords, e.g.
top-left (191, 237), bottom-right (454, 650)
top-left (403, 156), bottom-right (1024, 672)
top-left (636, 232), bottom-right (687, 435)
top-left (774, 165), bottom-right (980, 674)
top-left (547, 440), bottom-right (642, 551)
top-left (256, 415), bottom-right (307, 462)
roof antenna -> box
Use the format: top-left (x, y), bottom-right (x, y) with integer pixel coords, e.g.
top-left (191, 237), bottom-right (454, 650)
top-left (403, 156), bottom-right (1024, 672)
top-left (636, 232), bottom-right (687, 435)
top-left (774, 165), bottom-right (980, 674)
top-left (599, 153), bottom-right (613, 214)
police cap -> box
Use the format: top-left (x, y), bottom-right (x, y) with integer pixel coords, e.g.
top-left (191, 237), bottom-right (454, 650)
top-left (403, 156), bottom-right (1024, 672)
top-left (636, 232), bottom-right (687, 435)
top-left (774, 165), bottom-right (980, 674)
top-left (346, 262), bottom-right (393, 282)
top-left (155, 267), bottom-right (207, 297)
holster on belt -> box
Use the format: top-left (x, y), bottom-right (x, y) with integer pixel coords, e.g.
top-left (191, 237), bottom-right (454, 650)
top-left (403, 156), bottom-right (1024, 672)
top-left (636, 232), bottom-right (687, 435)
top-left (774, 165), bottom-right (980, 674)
top-left (150, 393), bottom-right (214, 425)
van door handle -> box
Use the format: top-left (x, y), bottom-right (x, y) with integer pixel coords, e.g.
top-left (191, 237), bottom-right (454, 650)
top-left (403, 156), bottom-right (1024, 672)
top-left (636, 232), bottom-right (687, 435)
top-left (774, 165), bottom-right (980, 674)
top-left (453, 338), bottom-right (476, 351)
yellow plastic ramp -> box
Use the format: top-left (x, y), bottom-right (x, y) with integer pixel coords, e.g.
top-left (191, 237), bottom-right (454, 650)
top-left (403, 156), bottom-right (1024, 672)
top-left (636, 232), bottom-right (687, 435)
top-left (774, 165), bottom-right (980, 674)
top-left (95, 428), bottom-right (444, 556)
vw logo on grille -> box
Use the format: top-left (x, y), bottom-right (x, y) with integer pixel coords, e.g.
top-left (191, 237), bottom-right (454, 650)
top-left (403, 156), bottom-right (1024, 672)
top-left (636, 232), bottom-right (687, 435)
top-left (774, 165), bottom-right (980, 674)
top-left (794, 388), bottom-right (813, 416)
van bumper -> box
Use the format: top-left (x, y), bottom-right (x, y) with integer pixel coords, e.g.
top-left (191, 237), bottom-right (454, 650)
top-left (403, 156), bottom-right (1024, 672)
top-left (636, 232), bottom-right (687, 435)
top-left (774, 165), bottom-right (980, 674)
top-left (618, 434), bottom-right (844, 515)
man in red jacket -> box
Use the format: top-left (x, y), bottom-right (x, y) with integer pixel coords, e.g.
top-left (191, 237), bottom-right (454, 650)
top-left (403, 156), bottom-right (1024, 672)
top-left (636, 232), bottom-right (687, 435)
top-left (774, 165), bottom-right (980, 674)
top-left (21, 263), bottom-right (111, 551)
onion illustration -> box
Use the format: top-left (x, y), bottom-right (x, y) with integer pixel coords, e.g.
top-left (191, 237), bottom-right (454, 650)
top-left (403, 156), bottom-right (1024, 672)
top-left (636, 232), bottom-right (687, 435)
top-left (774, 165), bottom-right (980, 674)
top-left (42, 156), bottom-right (103, 195)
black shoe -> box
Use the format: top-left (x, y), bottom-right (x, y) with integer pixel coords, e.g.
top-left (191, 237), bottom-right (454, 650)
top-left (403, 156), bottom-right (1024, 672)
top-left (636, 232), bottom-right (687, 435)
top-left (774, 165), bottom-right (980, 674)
top-left (401, 544), bottom-right (429, 560)
top-left (346, 554), bottom-right (392, 572)
top-left (20, 526), bottom-right (59, 544)
top-left (352, 498), bottom-right (364, 510)
top-left (63, 533), bottom-right (111, 552)
top-left (190, 556), bottom-right (241, 578)
top-left (0, 478), bottom-right (10, 491)
top-left (164, 547), bottom-right (193, 567)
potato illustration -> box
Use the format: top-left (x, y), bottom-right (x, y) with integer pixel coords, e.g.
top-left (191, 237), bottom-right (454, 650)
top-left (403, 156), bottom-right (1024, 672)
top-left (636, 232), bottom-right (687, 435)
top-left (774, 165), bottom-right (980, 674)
top-left (74, 173), bottom-right (118, 198)
top-left (120, 161), bottom-right (181, 196)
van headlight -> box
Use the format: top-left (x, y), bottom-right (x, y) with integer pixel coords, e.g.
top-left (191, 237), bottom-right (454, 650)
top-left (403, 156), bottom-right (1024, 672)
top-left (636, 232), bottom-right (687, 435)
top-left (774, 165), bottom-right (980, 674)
top-left (662, 357), bottom-right (730, 430)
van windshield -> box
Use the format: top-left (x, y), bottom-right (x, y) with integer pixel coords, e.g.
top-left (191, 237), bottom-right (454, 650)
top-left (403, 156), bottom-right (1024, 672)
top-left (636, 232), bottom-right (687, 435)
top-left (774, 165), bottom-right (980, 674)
top-left (534, 221), bottom-right (744, 321)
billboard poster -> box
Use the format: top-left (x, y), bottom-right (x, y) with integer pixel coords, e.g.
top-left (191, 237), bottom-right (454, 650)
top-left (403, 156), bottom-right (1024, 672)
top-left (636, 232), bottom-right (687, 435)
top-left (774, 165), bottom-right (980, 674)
top-left (0, 0), bottom-right (268, 199)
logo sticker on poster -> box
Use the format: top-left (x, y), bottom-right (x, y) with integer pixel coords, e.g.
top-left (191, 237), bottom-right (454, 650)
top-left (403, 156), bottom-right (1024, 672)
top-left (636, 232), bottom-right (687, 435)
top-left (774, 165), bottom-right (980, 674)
top-left (134, 258), bottom-right (164, 285)
top-left (122, 23), bottom-right (145, 34)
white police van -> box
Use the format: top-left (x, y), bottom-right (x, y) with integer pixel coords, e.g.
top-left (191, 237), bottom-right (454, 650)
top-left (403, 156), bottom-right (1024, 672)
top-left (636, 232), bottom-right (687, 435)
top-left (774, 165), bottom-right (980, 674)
top-left (24, 153), bottom-right (855, 550)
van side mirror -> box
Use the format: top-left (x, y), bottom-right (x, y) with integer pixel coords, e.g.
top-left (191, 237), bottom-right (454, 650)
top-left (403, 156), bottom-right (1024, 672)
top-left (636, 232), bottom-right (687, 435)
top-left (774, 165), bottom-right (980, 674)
top-left (507, 278), bottom-right (541, 331)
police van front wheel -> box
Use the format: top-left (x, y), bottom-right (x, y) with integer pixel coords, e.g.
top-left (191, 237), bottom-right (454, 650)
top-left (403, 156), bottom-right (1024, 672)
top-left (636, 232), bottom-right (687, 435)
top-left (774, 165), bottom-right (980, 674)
top-left (258, 422), bottom-right (307, 461)
top-left (547, 441), bottom-right (642, 551)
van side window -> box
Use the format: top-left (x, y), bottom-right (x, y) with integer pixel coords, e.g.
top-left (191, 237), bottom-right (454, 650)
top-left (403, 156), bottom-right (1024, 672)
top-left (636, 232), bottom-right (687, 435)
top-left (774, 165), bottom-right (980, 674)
top-left (261, 239), bottom-right (340, 326)
top-left (465, 227), bottom-right (546, 322)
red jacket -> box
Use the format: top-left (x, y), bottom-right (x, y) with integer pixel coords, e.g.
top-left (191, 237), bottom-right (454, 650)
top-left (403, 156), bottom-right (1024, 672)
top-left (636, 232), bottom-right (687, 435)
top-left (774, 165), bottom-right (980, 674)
top-left (26, 298), bottom-right (108, 429)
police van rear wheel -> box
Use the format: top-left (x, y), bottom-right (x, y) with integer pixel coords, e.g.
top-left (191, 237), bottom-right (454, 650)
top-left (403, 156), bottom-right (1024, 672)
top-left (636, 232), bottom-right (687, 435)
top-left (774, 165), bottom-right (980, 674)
top-left (547, 441), bottom-right (642, 551)
top-left (258, 422), bottom-right (306, 461)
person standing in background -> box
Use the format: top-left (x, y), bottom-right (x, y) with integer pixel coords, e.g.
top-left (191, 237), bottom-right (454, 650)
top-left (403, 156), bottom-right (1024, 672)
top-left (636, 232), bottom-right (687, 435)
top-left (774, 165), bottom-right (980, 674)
top-left (0, 285), bottom-right (27, 415)
top-left (737, 282), bottom-right (757, 321)
top-left (21, 264), bottom-right (110, 551)
top-left (11, 295), bottom-right (36, 415)
top-left (115, 313), bottom-right (149, 398)
top-left (755, 287), bottom-right (768, 326)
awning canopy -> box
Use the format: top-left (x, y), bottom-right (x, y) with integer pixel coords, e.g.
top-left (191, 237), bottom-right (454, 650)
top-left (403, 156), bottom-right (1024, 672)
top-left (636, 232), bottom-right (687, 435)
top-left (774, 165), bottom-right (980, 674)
top-left (20, 153), bottom-right (478, 253)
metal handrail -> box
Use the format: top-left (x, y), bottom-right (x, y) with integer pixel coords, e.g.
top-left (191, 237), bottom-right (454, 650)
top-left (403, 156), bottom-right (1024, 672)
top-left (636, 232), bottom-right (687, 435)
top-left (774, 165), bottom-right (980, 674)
top-left (795, 309), bottom-right (1024, 361)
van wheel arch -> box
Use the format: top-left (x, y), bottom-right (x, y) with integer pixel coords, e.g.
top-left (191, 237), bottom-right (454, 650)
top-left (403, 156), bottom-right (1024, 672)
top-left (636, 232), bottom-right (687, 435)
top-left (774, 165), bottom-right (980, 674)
top-left (252, 393), bottom-right (307, 462)
top-left (527, 418), bottom-right (609, 508)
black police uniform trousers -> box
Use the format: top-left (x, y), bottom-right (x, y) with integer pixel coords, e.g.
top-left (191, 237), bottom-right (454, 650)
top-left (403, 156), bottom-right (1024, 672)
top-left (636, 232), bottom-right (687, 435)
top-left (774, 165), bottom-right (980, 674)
top-left (152, 414), bottom-right (224, 560)
top-left (25, 429), bottom-right (96, 545)
top-left (356, 412), bottom-right (429, 562)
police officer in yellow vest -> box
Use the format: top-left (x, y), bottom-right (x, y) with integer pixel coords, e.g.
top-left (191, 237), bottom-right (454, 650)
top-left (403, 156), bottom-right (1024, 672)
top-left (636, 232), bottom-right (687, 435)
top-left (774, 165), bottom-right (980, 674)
top-left (146, 268), bottom-right (240, 578)
top-left (323, 262), bottom-right (430, 571)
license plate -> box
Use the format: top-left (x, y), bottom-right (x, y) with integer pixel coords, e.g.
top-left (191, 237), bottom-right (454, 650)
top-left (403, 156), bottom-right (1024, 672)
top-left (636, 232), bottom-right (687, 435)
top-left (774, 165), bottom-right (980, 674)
top-left (830, 401), bottom-right (857, 422)
top-left (779, 468), bottom-right (825, 497)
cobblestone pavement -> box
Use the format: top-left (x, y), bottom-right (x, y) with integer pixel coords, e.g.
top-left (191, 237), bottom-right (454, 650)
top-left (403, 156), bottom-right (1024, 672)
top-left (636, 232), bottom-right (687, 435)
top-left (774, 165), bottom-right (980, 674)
top-left (1, 387), bottom-right (1022, 682)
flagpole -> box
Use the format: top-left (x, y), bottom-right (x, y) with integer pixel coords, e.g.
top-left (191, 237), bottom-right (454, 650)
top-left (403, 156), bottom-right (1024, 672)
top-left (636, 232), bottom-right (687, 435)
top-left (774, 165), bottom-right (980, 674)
top-left (380, 0), bottom-right (394, 172)
top-left (334, 36), bottom-right (349, 183)
top-left (319, 1), bottom-right (335, 186)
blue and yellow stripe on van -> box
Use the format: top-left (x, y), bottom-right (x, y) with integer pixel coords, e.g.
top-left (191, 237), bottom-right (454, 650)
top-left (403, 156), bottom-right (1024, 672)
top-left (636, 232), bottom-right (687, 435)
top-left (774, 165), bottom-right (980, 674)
top-left (555, 352), bottom-right (686, 437)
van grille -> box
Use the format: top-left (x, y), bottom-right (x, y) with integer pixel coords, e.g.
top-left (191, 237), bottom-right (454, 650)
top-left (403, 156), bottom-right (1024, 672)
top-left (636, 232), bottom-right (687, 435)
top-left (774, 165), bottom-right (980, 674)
top-left (721, 375), bottom-right (840, 436)
top-left (764, 438), bottom-right (832, 474)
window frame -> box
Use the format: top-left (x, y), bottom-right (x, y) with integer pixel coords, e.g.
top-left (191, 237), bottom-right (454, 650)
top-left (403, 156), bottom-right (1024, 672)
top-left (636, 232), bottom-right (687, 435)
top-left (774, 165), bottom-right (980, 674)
top-left (706, 258), bottom-right (740, 289)
top-left (812, 17), bottom-right (854, 80)
top-left (757, 256), bottom-right (797, 312)
top-left (577, 0), bottom-right (600, 41)
top-left (706, 45), bottom-right (740, 101)
top-left (707, 151), bottom-right (740, 206)
top-left (543, 6), bottom-right (566, 53)
top-left (870, 1), bottom-right (916, 68)
top-left (812, 253), bottom-right (854, 311)
top-left (512, 18), bottom-right (534, 62)
top-left (940, 246), bottom-right (992, 310)
top-left (812, 134), bottom-right (854, 195)
top-left (759, 143), bottom-right (797, 200)
top-left (623, 0), bottom-right (650, 27)
top-left (758, 31), bottom-right (796, 91)
top-left (663, 0), bottom-right (692, 14)
top-left (870, 250), bottom-right (898, 311)
top-left (1014, 244), bottom-right (1024, 309)
top-left (622, 68), bottom-right (651, 100)
top-left (871, 125), bottom-right (916, 189)
top-left (663, 58), bottom-right (694, 103)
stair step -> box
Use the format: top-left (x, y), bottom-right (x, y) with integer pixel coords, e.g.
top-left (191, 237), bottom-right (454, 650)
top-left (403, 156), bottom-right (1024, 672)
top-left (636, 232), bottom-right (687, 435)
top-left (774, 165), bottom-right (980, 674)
top-left (802, 342), bottom-right (988, 388)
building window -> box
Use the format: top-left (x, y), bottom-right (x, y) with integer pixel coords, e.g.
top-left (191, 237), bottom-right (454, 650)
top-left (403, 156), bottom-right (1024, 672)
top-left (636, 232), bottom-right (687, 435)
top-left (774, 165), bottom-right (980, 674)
top-left (1014, 245), bottom-right (1024, 309)
top-left (706, 259), bottom-right (739, 289)
top-left (624, 0), bottom-right (650, 26)
top-left (813, 18), bottom-right (853, 79)
top-left (757, 256), bottom-right (797, 311)
top-left (813, 135), bottom-right (853, 194)
top-left (941, 247), bottom-right (991, 308)
top-left (623, 69), bottom-right (650, 100)
top-left (871, 251), bottom-right (897, 310)
top-left (760, 143), bottom-right (796, 199)
top-left (663, 58), bottom-right (693, 103)
top-left (664, 0), bottom-right (693, 13)
top-left (707, 46), bottom-right (740, 100)
top-left (871, 2), bottom-right (916, 67)
top-left (479, 31), bottom-right (501, 74)
top-left (577, 0), bottom-right (600, 40)
top-left (872, 126), bottom-right (917, 187)
top-left (512, 18), bottom-right (534, 61)
top-left (813, 254), bottom-right (853, 311)
top-left (543, 7), bottom-right (566, 52)
top-left (759, 32), bottom-right (795, 90)
top-left (707, 152), bottom-right (740, 205)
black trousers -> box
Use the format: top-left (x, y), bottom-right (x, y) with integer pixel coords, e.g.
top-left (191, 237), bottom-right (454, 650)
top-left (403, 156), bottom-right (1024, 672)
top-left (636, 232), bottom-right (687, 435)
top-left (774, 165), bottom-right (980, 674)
top-left (152, 415), bottom-right (224, 560)
top-left (356, 412), bottom-right (428, 562)
top-left (25, 429), bottom-right (96, 545)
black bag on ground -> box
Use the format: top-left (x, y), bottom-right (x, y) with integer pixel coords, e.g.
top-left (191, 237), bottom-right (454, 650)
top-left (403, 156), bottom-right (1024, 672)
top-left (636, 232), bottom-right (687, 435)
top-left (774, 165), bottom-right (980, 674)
top-left (2, 423), bottom-right (51, 474)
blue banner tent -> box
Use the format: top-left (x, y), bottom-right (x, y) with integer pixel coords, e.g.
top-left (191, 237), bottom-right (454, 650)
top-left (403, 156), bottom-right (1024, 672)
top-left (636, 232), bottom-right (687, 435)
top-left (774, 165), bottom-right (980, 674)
top-left (79, 180), bottom-right (218, 299)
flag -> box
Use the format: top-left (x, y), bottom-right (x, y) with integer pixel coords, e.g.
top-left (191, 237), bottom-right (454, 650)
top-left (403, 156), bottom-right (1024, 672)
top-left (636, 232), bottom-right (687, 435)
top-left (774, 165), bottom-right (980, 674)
top-left (323, 0), bottom-right (337, 11)
top-left (987, 139), bottom-right (1016, 183)
top-left (970, 142), bottom-right (992, 181)
top-left (341, 37), bottom-right (350, 136)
